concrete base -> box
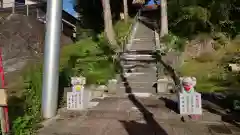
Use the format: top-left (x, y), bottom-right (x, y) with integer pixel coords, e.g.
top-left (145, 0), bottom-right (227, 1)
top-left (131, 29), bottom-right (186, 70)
top-left (107, 79), bottom-right (118, 94)
top-left (157, 77), bottom-right (174, 93)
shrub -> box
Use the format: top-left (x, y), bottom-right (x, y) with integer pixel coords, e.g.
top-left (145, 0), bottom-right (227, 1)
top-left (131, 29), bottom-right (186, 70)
top-left (195, 52), bottom-right (216, 63)
top-left (161, 33), bottom-right (187, 52)
top-left (60, 37), bottom-right (116, 85)
top-left (211, 32), bottom-right (230, 47)
top-left (12, 65), bottom-right (42, 135)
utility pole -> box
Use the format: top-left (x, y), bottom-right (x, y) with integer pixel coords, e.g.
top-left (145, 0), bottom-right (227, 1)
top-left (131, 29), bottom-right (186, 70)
top-left (42, 0), bottom-right (63, 118)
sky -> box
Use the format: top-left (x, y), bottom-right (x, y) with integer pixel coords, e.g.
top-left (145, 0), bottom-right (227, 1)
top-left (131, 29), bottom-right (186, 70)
top-left (145, 0), bottom-right (161, 6)
top-left (63, 0), bottom-right (78, 18)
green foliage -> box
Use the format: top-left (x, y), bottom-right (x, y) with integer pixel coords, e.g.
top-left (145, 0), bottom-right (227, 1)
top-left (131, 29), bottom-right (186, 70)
top-left (3, 2), bottom-right (133, 131)
top-left (60, 37), bottom-right (116, 85)
top-left (60, 19), bottom-right (133, 85)
top-left (161, 33), bottom-right (187, 52)
top-left (9, 38), bottom-right (116, 135)
top-left (195, 52), bottom-right (216, 63)
top-left (211, 32), bottom-right (230, 46)
top-left (180, 60), bottom-right (226, 92)
top-left (169, 0), bottom-right (239, 37)
top-left (12, 65), bottom-right (42, 135)
top-left (114, 20), bottom-right (133, 44)
top-left (176, 6), bottom-right (210, 24)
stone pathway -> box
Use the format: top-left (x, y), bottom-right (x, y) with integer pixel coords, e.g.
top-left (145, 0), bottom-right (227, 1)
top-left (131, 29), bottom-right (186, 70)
top-left (118, 14), bottom-right (158, 95)
top-left (38, 96), bottom-right (240, 135)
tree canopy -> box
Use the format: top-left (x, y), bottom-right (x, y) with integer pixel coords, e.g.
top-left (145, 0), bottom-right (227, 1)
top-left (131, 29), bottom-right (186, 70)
top-left (168, 0), bottom-right (240, 37)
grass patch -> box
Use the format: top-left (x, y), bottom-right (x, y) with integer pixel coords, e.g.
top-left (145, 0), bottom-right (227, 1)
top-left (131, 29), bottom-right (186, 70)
top-left (180, 60), bottom-right (225, 92)
top-left (161, 33), bottom-right (187, 52)
top-left (10, 64), bottom-right (42, 135)
top-left (195, 52), bottom-right (217, 63)
top-left (179, 38), bottom-right (240, 92)
top-left (114, 19), bottom-right (133, 44)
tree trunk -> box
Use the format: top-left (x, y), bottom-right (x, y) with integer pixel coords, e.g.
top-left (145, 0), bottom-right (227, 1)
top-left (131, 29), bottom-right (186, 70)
top-left (123, 0), bottom-right (128, 22)
top-left (160, 0), bottom-right (168, 37)
top-left (102, 0), bottom-right (118, 49)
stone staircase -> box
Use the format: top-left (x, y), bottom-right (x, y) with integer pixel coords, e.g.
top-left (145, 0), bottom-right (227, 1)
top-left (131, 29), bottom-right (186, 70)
top-left (117, 19), bottom-right (158, 96)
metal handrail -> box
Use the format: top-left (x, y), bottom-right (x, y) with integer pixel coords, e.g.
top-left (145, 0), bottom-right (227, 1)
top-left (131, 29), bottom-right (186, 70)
top-left (0, 1), bottom-right (40, 8)
top-left (121, 10), bottom-right (141, 53)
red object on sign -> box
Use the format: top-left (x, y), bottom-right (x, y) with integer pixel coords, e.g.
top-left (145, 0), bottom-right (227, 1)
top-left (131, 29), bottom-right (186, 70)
top-left (183, 85), bottom-right (191, 92)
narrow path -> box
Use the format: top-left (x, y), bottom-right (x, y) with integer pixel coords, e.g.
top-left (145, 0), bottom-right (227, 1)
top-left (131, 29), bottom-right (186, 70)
top-left (117, 13), bottom-right (158, 96)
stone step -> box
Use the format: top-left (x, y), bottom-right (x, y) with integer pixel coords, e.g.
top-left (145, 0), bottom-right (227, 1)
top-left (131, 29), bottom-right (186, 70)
top-left (122, 64), bottom-right (147, 68)
top-left (133, 38), bottom-right (154, 41)
top-left (123, 67), bottom-right (156, 72)
top-left (120, 54), bottom-right (154, 60)
top-left (132, 40), bottom-right (155, 44)
top-left (134, 35), bottom-right (154, 39)
top-left (121, 54), bottom-right (153, 57)
top-left (135, 30), bottom-right (154, 34)
top-left (117, 86), bottom-right (157, 95)
top-left (135, 27), bottom-right (153, 32)
top-left (122, 72), bottom-right (156, 79)
top-left (122, 69), bottom-right (156, 76)
top-left (122, 62), bottom-right (156, 67)
top-left (120, 58), bottom-right (156, 63)
top-left (121, 50), bottom-right (155, 54)
top-left (131, 42), bottom-right (155, 46)
top-left (120, 74), bottom-right (157, 83)
top-left (118, 82), bottom-right (156, 89)
top-left (122, 60), bottom-right (157, 65)
top-left (137, 24), bottom-right (154, 30)
top-left (130, 44), bottom-right (156, 51)
top-left (117, 91), bottom-right (155, 97)
top-left (122, 66), bottom-right (157, 73)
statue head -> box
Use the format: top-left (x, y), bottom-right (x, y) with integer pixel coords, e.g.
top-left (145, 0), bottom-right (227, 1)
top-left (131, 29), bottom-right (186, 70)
top-left (71, 77), bottom-right (86, 85)
top-left (182, 77), bottom-right (196, 87)
top-left (181, 77), bottom-right (197, 93)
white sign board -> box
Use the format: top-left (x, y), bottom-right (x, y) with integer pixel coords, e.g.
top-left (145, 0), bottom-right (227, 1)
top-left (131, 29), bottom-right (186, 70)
top-left (67, 76), bottom-right (93, 110)
top-left (67, 92), bottom-right (83, 110)
top-left (178, 92), bottom-right (202, 115)
top-left (67, 91), bottom-right (92, 110)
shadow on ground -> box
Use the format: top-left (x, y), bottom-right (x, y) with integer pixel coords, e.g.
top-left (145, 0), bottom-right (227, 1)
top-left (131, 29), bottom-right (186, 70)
top-left (159, 97), bottom-right (179, 114)
top-left (119, 63), bottom-right (168, 135)
top-left (201, 92), bottom-right (240, 127)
